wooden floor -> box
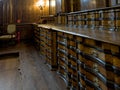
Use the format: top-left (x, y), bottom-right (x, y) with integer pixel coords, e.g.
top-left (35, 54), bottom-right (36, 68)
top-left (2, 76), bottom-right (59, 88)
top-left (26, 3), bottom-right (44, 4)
top-left (0, 41), bottom-right (66, 90)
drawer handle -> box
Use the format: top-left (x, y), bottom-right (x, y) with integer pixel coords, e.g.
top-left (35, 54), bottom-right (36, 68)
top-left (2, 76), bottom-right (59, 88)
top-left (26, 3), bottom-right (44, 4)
top-left (69, 46), bottom-right (72, 49)
top-left (63, 39), bottom-right (67, 43)
top-left (91, 51), bottom-right (98, 58)
top-left (76, 49), bottom-right (81, 54)
top-left (93, 77), bottom-right (100, 87)
top-left (93, 64), bottom-right (99, 72)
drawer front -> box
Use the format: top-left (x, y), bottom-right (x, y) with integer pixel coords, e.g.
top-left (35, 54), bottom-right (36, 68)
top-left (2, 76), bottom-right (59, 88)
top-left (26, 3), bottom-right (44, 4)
top-left (58, 44), bottom-right (67, 51)
top-left (68, 49), bottom-right (76, 57)
top-left (84, 38), bottom-right (96, 46)
top-left (83, 46), bottom-right (113, 63)
top-left (58, 32), bottom-right (67, 37)
top-left (58, 66), bottom-right (67, 77)
top-left (58, 59), bottom-right (67, 69)
top-left (77, 43), bottom-right (84, 52)
top-left (113, 56), bottom-right (120, 68)
top-left (111, 45), bottom-right (120, 68)
top-left (78, 60), bottom-right (86, 76)
top-left (78, 72), bottom-right (86, 88)
top-left (72, 76), bottom-right (78, 89)
top-left (85, 60), bottom-right (107, 79)
top-left (68, 40), bottom-right (76, 47)
top-left (69, 58), bottom-right (77, 68)
top-left (115, 74), bottom-right (120, 85)
top-left (68, 66), bottom-right (73, 75)
top-left (86, 72), bottom-right (107, 90)
top-left (58, 37), bottom-right (67, 44)
top-left (76, 36), bottom-right (83, 42)
top-left (95, 21), bottom-right (100, 26)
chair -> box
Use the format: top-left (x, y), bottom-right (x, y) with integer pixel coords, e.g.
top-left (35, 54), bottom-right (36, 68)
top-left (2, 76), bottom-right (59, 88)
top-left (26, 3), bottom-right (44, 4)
top-left (0, 24), bottom-right (16, 45)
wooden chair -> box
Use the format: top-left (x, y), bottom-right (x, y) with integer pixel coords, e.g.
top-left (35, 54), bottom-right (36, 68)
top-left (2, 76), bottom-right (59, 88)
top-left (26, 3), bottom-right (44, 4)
top-left (0, 24), bottom-right (16, 45)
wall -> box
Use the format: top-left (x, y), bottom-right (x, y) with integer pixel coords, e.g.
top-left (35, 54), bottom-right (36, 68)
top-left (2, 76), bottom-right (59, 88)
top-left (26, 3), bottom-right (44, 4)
top-left (0, 1), bottom-right (3, 25)
top-left (80, 0), bottom-right (107, 10)
top-left (56, 0), bottom-right (62, 14)
top-left (2, 0), bottom-right (46, 24)
top-left (56, 0), bottom-right (116, 13)
top-left (1, 0), bottom-right (119, 25)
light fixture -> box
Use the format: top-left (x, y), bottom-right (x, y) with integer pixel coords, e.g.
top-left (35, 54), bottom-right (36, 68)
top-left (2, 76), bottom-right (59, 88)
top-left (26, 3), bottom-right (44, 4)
top-left (51, 0), bottom-right (55, 7)
top-left (36, 0), bottom-right (45, 10)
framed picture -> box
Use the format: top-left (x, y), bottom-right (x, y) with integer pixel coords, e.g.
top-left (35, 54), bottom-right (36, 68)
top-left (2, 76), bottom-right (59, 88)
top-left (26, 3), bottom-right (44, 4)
top-left (117, 0), bottom-right (120, 4)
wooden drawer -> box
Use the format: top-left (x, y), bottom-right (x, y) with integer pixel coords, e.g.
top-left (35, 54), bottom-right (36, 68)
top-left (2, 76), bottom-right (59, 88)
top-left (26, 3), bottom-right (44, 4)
top-left (57, 48), bottom-right (68, 57)
top-left (116, 9), bottom-right (120, 27)
top-left (86, 13), bottom-right (95, 19)
top-left (101, 20), bottom-right (115, 26)
top-left (68, 68), bottom-right (72, 87)
top-left (111, 45), bottom-right (120, 54)
top-left (78, 72), bottom-right (86, 88)
top-left (71, 76), bottom-right (78, 89)
top-left (40, 30), bottom-right (45, 35)
top-left (46, 30), bottom-right (51, 35)
top-left (86, 72), bottom-right (108, 90)
top-left (58, 66), bottom-right (67, 78)
top-left (58, 44), bottom-right (67, 51)
top-left (95, 21), bottom-right (100, 26)
top-left (58, 37), bottom-right (67, 44)
top-left (77, 21), bottom-right (85, 26)
top-left (111, 45), bottom-right (120, 68)
top-left (78, 54), bottom-right (87, 65)
top-left (40, 41), bottom-right (46, 46)
top-left (84, 38), bottom-right (96, 46)
top-left (46, 46), bottom-right (51, 51)
top-left (58, 32), bottom-right (67, 37)
top-left (83, 46), bottom-right (113, 64)
top-left (115, 73), bottom-right (120, 86)
top-left (86, 59), bottom-right (115, 81)
top-left (68, 65), bottom-right (73, 76)
top-left (86, 20), bottom-right (93, 27)
top-left (77, 43), bottom-right (84, 52)
top-left (46, 51), bottom-right (51, 58)
top-left (71, 66), bottom-right (77, 78)
top-left (68, 40), bottom-right (76, 47)
top-left (57, 50), bottom-right (68, 60)
top-left (40, 36), bottom-right (46, 42)
top-left (116, 19), bottom-right (120, 29)
top-left (67, 75), bottom-right (72, 88)
top-left (46, 41), bottom-right (51, 46)
top-left (115, 20), bottom-right (120, 27)
top-left (58, 59), bottom-right (67, 69)
top-left (67, 34), bottom-right (74, 39)
top-left (46, 35), bottom-right (52, 40)
top-left (46, 57), bottom-right (51, 64)
top-left (76, 36), bottom-right (83, 42)
top-left (78, 60), bottom-right (86, 76)
top-left (68, 49), bottom-right (76, 57)
top-left (76, 36), bottom-right (84, 53)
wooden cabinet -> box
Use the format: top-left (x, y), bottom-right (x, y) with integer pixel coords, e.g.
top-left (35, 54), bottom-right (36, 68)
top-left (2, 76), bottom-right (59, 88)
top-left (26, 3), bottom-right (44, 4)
top-left (34, 24), bottom-right (120, 89)
top-left (45, 29), bottom-right (57, 70)
top-left (33, 25), bottom-right (40, 50)
top-left (34, 26), bottom-right (57, 70)
top-left (57, 32), bottom-right (68, 84)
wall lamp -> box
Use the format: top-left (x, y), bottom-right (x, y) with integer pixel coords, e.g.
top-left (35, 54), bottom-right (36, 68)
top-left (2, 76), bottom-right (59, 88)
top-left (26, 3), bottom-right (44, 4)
top-left (36, 0), bottom-right (45, 10)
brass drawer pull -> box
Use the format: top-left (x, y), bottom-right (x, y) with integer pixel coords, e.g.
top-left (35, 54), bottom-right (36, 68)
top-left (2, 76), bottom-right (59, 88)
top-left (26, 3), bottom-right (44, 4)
top-left (91, 51), bottom-right (98, 58)
top-left (93, 77), bottom-right (100, 87)
top-left (93, 64), bottom-right (99, 72)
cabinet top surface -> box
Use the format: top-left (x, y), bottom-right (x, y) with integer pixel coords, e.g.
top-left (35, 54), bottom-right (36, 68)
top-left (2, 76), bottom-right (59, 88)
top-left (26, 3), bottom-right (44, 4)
top-left (36, 24), bottom-right (120, 46)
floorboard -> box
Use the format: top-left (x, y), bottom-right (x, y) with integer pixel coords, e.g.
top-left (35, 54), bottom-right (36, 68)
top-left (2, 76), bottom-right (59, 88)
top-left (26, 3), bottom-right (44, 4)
top-left (0, 42), bottom-right (66, 90)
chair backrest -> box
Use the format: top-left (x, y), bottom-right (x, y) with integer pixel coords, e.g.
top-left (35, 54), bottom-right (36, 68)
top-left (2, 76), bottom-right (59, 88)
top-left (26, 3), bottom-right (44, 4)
top-left (7, 24), bottom-right (16, 34)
